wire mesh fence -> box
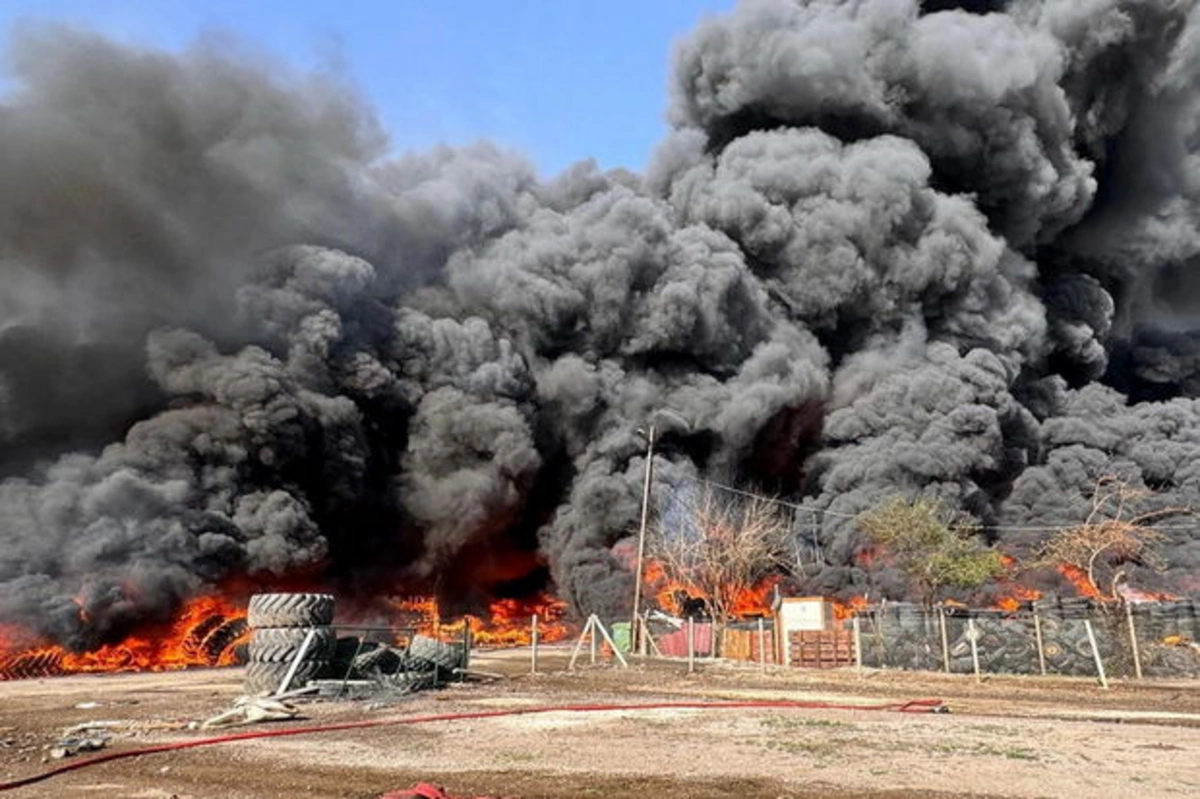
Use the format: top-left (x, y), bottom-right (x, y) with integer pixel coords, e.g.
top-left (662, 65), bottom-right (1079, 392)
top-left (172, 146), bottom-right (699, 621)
top-left (622, 598), bottom-right (1199, 679)
top-left (855, 598), bottom-right (1200, 678)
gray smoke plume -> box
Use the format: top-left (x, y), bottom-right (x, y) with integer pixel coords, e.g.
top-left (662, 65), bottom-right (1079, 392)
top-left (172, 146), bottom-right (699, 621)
top-left (3, 0), bottom-right (1200, 648)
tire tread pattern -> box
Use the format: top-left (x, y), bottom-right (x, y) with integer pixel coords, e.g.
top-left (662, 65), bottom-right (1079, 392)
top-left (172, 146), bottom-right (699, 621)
top-left (248, 626), bottom-right (335, 663)
top-left (406, 635), bottom-right (464, 672)
top-left (247, 593), bottom-right (334, 629)
top-left (244, 659), bottom-right (329, 695)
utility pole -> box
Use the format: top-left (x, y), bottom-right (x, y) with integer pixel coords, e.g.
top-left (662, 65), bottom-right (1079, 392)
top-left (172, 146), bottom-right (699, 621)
top-left (630, 423), bottom-right (656, 656)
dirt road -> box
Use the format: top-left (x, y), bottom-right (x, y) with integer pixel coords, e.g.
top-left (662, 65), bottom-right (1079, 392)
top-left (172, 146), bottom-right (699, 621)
top-left (1, 648), bottom-right (1197, 798)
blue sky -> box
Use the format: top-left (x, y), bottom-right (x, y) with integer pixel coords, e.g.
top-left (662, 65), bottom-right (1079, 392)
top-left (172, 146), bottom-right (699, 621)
top-left (0, 1), bottom-right (735, 176)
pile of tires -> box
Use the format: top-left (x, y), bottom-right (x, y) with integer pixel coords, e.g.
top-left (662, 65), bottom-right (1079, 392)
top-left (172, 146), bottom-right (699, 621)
top-left (405, 635), bottom-right (466, 674)
top-left (244, 593), bottom-right (335, 695)
top-left (324, 634), bottom-right (465, 697)
top-left (379, 635), bottom-right (464, 694)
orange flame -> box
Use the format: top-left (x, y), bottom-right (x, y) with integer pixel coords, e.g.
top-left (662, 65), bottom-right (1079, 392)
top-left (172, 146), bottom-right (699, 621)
top-left (0, 595), bottom-right (248, 680)
top-left (385, 593), bottom-right (571, 647)
top-left (730, 575), bottom-right (780, 617)
top-left (991, 561), bottom-right (1043, 611)
top-left (460, 596), bottom-right (570, 647)
top-left (641, 560), bottom-right (777, 619)
top-left (832, 595), bottom-right (868, 620)
top-left (1057, 564), bottom-right (1103, 599)
top-left (993, 584), bottom-right (1043, 612)
top-left (390, 595), bottom-right (443, 637)
top-left (978, 554), bottom-right (1041, 611)
top-left (645, 560), bottom-right (685, 615)
top-left (1052, 563), bottom-right (1176, 603)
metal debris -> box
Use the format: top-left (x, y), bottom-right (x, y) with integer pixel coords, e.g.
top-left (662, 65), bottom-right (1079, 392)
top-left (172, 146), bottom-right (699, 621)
top-left (49, 731), bottom-right (109, 759)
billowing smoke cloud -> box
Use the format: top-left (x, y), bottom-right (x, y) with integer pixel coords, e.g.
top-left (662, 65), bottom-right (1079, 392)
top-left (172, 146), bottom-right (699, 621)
top-left (661, 0), bottom-right (1200, 599)
top-left (2, 0), bottom-right (1200, 648)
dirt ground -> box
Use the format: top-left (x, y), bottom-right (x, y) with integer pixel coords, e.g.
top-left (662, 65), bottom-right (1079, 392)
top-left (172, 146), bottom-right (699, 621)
top-left (2, 647), bottom-right (1198, 799)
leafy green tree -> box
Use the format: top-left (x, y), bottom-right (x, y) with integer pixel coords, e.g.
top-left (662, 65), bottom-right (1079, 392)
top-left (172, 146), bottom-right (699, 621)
top-left (857, 497), bottom-right (1003, 607)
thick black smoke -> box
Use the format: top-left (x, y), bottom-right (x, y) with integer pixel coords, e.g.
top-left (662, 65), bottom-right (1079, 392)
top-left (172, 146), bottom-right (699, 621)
top-left (2, 1), bottom-right (1199, 648)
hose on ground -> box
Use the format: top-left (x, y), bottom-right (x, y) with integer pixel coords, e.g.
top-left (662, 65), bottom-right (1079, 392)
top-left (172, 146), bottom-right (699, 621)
top-left (0, 697), bottom-right (945, 792)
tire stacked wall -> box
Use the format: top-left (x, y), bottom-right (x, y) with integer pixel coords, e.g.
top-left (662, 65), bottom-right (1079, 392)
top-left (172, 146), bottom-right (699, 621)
top-left (857, 599), bottom-right (1200, 678)
top-left (1130, 599), bottom-right (1199, 677)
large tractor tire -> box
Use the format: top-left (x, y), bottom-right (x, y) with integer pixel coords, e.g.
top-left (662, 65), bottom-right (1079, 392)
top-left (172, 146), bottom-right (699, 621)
top-left (383, 670), bottom-right (437, 693)
top-left (351, 644), bottom-right (405, 676)
top-left (248, 627), bottom-right (336, 663)
top-left (247, 593), bottom-right (335, 629)
top-left (406, 635), bottom-right (464, 673)
top-left (243, 659), bottom-right (329, 695)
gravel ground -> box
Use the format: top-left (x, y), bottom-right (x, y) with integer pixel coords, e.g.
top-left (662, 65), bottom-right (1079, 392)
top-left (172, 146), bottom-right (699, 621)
top-left (1, 646), bottom-right (1198, 798)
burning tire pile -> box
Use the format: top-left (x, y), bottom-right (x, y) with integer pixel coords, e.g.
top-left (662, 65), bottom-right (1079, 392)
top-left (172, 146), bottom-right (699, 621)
top-left (182, 614), bottom-right (250, 666)
top-left (0, 649), bottom-right (71, 681)
top-left (0, 604), bottom-right (248, 681)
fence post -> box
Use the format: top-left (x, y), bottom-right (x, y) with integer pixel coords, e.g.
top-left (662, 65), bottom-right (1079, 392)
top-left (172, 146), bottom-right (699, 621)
top-left (1125, 602), bottom-right (1143, 680)
top-left (967, 617), bottom-right (981, 683)
top-left (461, 623), bottom-right (471, 675)
top-left (591, 616), bottom-right (629, 668)
top-left (530, 613), bottom-right (539, 676)
top-left (1084, 619), bottom-right (1109, 689)
top-left (687, 617), bottom-right (696, 674)
top-left (1032, 605), bottom-right (1047, 676)
top-left (757, 617), bottom-right (767, 673)
top-left (852, 615), bottom-right (862, 676)
top-left (875, 608), bottom-right (886, 667)
top-left (590, 617), bottom-right (597, 665)
top-left (938, 606), bottom-right (950, 673)
top-left (568, 615), bottom-right (595, 672)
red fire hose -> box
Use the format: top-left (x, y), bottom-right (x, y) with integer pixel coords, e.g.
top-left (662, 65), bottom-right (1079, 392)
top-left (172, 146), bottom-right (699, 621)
top-left (0, 697), bottom-right (945, 792)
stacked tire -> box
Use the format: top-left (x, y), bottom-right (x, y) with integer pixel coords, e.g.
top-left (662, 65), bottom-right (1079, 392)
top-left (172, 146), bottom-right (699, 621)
top-left (244, 593), bottom-right (335, 695)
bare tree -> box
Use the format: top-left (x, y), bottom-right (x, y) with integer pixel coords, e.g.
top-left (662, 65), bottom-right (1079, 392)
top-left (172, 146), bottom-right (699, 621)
top-left (1037, 476), bottom-right (1187, 601)
top-left (648, 483), bottom-right (791, 625)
